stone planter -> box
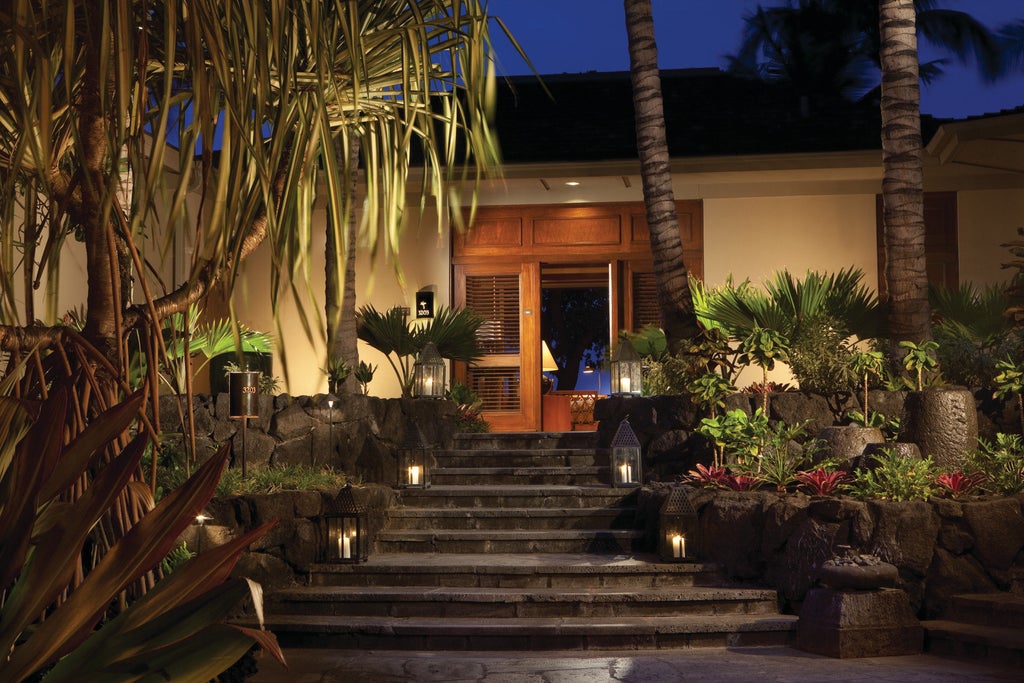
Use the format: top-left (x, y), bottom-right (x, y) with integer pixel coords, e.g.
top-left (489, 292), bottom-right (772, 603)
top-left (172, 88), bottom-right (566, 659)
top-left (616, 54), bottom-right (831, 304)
top-left (899, 388), bottom-right (978, 470)
top-left (816, 425), bottom-right (884, 470)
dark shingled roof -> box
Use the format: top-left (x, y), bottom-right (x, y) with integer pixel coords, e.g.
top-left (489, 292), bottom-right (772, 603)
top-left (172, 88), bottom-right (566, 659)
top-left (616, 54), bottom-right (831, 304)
top-left (493, 68), bottom-right (945, 164)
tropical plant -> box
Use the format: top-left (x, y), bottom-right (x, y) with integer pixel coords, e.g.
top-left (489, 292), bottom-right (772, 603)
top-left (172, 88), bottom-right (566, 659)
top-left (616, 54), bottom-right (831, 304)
top-left (624, 0), bottom-right (703, 356)
top-left (934, 471), bottom-right (985, 498)
top-left (849, 447), bottom-right (938, 501)
top-left (721, 472), bottom-right (765, 491)
top-left (447, 382), bottom-right (489, 433)
top-left (795, 467), bottom-right (850, 496)
top-left (851, 349), bottom-right (886, 416)
top-left (900, 339), bottom-right (941, 391)
top-left (356, 305), bottom-right (485, 397)
top-left (354, 361), bottom-right (378, 396)
top-left (0, 383), bottom-right (283, 682)
top-left (685, 463), bottom-right (731, 489)
top-left (695, 267), bottom-right (880, 392)
top-left (697, 408), bottom-right (769, 468)
top-left (733, 419), bottom-right (823, 492)
top-left (324, 357), bottom-right (352, 395)
top-left (966, 434), bottom-right (1024, 495)
top-left (993, 357), bottom-right (1024, 436)
top-left (738, 325), bottom-right (790, 412)
top-left (931, 282), bottom-right (1020, 387)
top-left (688, 372), bottom-right (737, 419)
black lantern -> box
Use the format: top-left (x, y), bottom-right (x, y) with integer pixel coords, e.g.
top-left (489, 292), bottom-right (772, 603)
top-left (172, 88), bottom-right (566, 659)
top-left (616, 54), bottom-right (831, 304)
top-left (611, 418), bottom-right (642, 487)
top-left (229, 371), bottom-right (260, 478)
top-left (413, 342), bottom-right (445, 398)
top-left (658, 486), bottom-right (699, 562)
top-left (609, 339), bottom-right (642, 396)
top-left (398, 424), bottom-right (430, 488)
top-left (320, 485), bottom-right (368, 563)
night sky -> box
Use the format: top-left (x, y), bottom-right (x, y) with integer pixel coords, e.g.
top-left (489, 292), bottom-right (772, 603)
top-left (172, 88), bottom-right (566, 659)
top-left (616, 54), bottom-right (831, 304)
top-left (486, 0), bottom-right (1024, 119)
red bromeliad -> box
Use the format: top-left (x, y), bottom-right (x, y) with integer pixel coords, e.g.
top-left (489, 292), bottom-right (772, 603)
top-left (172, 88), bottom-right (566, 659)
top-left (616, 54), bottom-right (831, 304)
top-left (795, 468), bottom-right (850, 496)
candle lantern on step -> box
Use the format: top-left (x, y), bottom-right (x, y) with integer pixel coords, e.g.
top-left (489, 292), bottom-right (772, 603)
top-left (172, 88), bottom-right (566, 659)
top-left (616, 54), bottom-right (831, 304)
top-left (611, 419), bottom-right (642, 487)
top-left (398, 424), bottom-right (430, 488)
top-left (320, 484), bottom-right (368, 563)
top-left (609, 338), bottom-right (642, 396)
top-left (412, 342), bottom-right (445, 398)
top-left (658, 486), bottom-right (698, 562)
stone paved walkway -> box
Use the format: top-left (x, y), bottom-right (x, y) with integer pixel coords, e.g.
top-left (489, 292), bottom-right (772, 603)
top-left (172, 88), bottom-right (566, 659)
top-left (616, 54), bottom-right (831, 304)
top-left (247, 646), bottom-right (1022, 682)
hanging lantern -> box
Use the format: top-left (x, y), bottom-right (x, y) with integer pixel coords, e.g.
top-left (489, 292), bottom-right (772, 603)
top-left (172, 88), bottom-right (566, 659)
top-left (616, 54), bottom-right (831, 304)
top-left (398, 424), bottom-right (430, 488)
top-left (611, 418), bottom-right (642, 487)
top-left (609, 339), bottom-right (642, 396)
top-left (320, 485), bottom-right (369, 563)
top-left (658, 486), bottom-right (699, 562)
top-left (413, 342), bottom-right (445, 398)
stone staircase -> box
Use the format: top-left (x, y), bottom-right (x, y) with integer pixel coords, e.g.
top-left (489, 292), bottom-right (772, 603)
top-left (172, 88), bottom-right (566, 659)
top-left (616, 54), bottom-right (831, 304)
top-left (262, 431), bottom-right (798, 650)
top-left (923, 593), bottom-right (1024, 667)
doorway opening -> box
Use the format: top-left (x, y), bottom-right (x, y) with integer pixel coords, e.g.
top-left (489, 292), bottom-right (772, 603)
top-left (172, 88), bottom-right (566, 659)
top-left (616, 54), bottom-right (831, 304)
top-left (540, 263), bottom-right (611, 396)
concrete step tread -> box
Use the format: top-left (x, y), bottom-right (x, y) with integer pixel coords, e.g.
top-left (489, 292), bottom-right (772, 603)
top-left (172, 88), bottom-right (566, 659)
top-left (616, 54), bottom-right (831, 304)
top-left (398, 485), bottom-right (637, 496)
top-left (438, 448), bottom-right (608, 457)
top-left (259, 613), bottom-right (799, 636)
top-left (923, 620), bottom-right (1024, 649)
top-left (310, 552), bottom-right (714, 573)
top-left (376, 529), bottom-right (644, 540)
top-left (274, 585), bottom-right (779, 603)
top-left (388, 507), bottom-right (637, 518)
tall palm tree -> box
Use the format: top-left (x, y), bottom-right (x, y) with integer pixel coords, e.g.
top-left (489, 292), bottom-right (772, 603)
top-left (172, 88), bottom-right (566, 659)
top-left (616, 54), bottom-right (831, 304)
top-left (623, 0), bottom-right (702, 356)
top-left (879, 0), bottom-right (930, 345)
top-left (728, 0), bottom-right (1007, 102)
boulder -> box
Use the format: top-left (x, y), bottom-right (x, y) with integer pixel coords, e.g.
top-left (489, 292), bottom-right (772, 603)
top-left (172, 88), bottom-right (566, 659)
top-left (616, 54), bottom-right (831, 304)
top-left (962, 498), bottom-right (1024, 571)
top-left (867, 500), bottom-right (940, 576)
top-left (698, 492), bottom-right (767, 579)
top-left (769, 392), bottom-right (836, 435)
top-left (924, 547), bottom-right (999, 618)
top-left (816, 426), bottom-right (885, 469)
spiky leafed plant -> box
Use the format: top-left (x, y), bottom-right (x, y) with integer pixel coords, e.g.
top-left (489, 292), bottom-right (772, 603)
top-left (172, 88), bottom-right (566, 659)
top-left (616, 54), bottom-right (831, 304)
top-left (0, 372), bottom-right (283, 681)
top-left (356, 304), bottom-right (484, 396)
top-left (0, 0), bottom-right (501, 388)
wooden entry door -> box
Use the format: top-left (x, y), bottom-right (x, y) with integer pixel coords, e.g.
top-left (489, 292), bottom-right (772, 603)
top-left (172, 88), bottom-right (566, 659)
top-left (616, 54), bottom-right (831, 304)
top-left (454, 262), bottom-right (540, 432)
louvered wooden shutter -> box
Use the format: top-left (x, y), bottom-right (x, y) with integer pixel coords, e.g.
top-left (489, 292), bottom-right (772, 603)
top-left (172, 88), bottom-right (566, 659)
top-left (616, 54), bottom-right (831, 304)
top-left (465, 274), bottom-right (521, 412)
top-left (632, 271), bottom-right (662, 331)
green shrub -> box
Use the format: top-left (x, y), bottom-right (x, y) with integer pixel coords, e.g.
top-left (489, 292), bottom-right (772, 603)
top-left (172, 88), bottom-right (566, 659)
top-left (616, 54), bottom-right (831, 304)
top-left (965, 434), bottom-right (1024, 495)
top-left (787, 315), bottom-right (855, 394)
top-left (160, 463), bottom-right (350, 498)
top-left (849, 447), bottom-right (938, 501)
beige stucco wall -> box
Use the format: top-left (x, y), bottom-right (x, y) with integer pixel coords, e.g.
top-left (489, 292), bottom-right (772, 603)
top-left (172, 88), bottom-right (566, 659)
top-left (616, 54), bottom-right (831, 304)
top-left (231, 206), bottom-right (451, 397)
top-left (958, 188), bottom-right (1024, 288)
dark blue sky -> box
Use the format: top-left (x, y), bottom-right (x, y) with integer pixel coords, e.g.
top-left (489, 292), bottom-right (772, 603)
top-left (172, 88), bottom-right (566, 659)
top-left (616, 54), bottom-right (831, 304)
top-left (486, 0), bottom-right (1024, 119)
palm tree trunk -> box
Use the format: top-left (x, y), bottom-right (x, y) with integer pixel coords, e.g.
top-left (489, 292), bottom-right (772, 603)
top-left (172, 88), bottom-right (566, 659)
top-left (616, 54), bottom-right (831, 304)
top-left (623, 0), bottom-right (702, 357)
top-left (325, 134), bottom-right (361, 394)
top-left (879, 0), bottom-right (931, 349)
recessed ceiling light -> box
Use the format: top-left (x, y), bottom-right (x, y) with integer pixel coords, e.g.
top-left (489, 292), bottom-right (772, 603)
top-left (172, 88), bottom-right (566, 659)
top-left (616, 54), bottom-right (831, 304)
top-left (564, 181), bottom-right (580, 186)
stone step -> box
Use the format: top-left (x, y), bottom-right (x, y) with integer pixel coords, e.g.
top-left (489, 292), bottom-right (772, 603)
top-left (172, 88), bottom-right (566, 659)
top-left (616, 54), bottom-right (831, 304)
top-left (385, 507), bottom-right (637, 531)
top-left (396, 485), bottom-right (638, 509)
top-left (923, 620), bottom-right (1024, 668)
top-left (258, 613), bottom-right (798, 651)
top-left (943, 593), bottom-right (1024, 629)
top-left (430, 466), bottom-right (608, 487)
top-left (307, 553), bottom-right (722, 588)
top-left (375, 529), bottom-right (645, 554)
top-left (435, 449), bottom-right (608, 469)
top-left (271, 585), bottom-right (782, 619)
top-left (452, 432), bottom-right (599, 452)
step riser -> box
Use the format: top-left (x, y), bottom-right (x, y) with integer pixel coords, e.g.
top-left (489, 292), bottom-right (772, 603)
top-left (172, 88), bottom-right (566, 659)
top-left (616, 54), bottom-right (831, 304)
top-left (271, 599), bottom-right (780, 620)
top-left (375, 537), bottom-right (642, 554)
top-left (452, 436), bottom-right (599, 451)
top-left (308, 572), bottom-right (711, 589)
top-left (925, 632), bottom-right (1024, 668)
top-left (384, 514), bottom-right (637, 531)
top-left (945, 599), bottom-right (1024, 629)
top-left (431, 473), bottom-right (609, 486)
top-left (396, 492), bottom-right (636, 508)
top-left (271, 629), bottom-right (794, 651)
top-left (436, 454), bottom-right (605, 468)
